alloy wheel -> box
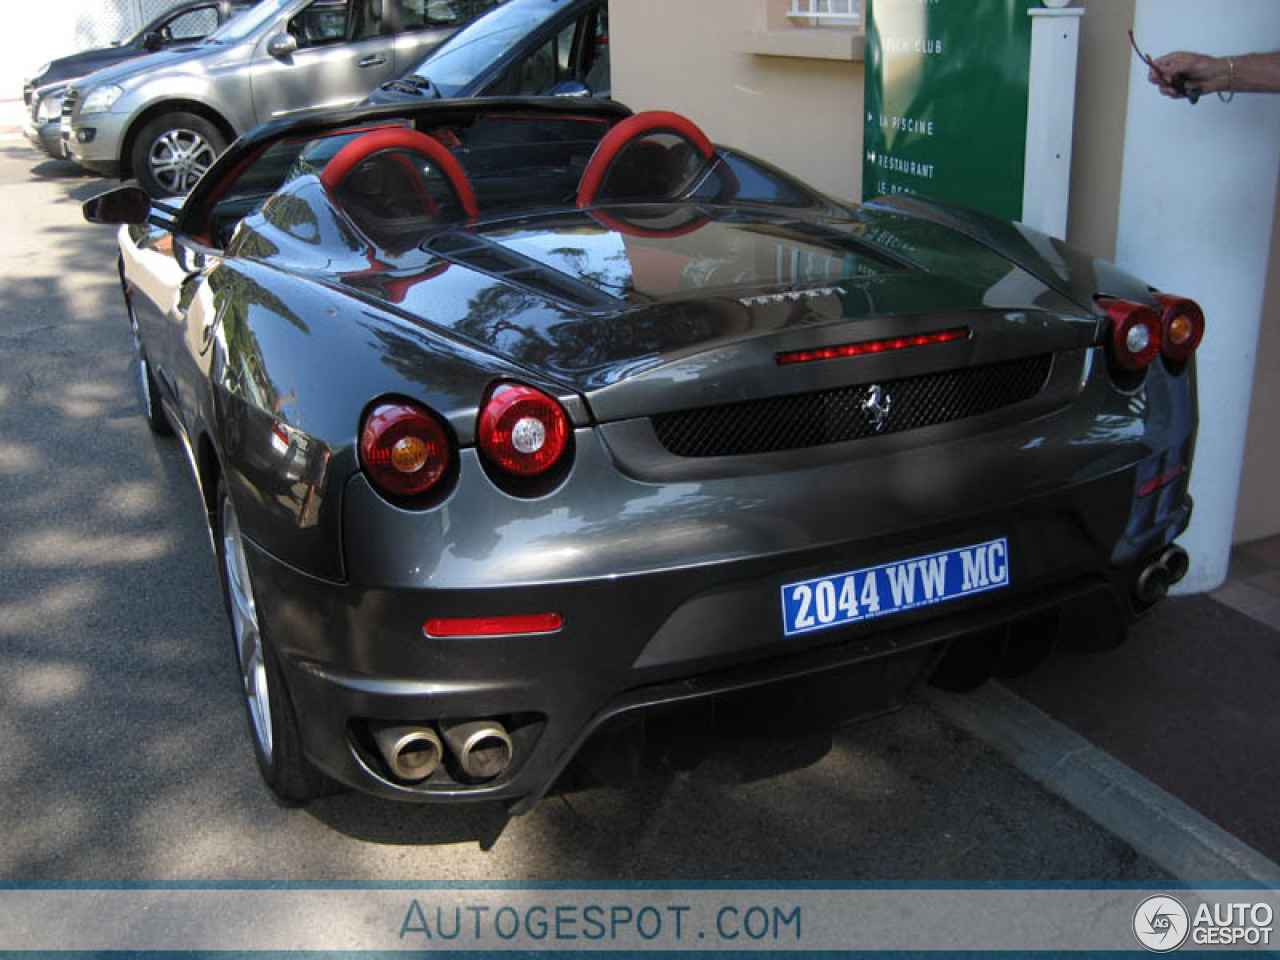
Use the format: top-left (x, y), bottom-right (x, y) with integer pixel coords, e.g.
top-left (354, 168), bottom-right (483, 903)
top-left (128, 303), bottom-right (152, 416)
top-left (221, 495), bottom-right (273, 761)
top-left (148, 127), bottom-right (217, 195)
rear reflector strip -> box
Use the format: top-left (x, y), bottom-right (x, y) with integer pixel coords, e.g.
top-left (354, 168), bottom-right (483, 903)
top-left (777, 327), bottom-right (968, 366)
top-left (1138, 464), bottom-right (1187, 498)
top-left (423, 613), bottom-right (564, 638)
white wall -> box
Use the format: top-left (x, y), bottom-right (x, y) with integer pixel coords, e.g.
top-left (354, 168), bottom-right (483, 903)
top-left (1116, 0), bottom-right (1280, 589)
top-left (4, 2), bottom-right (149, 97)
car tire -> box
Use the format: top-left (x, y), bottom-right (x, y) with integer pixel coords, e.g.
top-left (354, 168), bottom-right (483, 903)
top-left (122, 265), bottom-right (172, 436)
top-left (216, 479), bottom-right (331, 805)
top-left (131, 111), bottom-right (226, 198)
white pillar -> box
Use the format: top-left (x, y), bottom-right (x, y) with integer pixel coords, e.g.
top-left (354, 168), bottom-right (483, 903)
top-left (1115, 0), bottom-right (1280, 593)
top-left (1022, 5), bottom-right (1084, 239)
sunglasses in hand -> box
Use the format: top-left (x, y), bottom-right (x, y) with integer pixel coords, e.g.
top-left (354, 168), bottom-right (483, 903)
top-left (1129, 30), bottom-right (1201, 104)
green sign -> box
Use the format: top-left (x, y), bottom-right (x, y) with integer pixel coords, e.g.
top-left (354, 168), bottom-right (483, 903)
top-left (863, 0), bottom-right (1037, 219)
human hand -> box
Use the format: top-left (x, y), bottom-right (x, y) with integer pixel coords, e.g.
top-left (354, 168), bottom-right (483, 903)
top-left (1147, 52), bottom-right (1226, 97)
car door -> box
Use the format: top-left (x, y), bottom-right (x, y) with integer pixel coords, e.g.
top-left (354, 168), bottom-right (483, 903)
top-left (123, 227), bottom-right (222, 430)
top-left (249, 0), bottom-right (402, 124)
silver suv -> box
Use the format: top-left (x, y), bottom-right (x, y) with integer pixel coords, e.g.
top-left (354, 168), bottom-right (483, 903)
top-left (61, 0), bottom-right (503, 196)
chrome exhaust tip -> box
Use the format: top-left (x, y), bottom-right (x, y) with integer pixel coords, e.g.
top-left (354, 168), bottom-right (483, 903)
top-left (1158, 544), bottom-right (1190, 584)
top-left (440, 719), bottom-right (514, 781)
top-left (372, 724), bottom-right (443, 783)
top-left (1134, 561), bottom-right (1172, 607)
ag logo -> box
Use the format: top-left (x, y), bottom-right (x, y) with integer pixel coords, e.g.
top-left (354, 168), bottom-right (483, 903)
top-left (1133, 895), bottom-right (1190, 952)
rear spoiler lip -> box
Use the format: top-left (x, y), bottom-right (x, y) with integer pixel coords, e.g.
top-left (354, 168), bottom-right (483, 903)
top-left (866, 194), bottom-right (1099, 313)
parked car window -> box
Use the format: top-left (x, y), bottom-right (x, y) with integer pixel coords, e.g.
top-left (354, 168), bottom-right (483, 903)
top-left (581, 5), bottom-right (608, 94)
top-left (516, 20), bottom-right (573, 93)
top-left (396, 0), bottom-right (508, 29)
top-left (506, 8), bottom-right (605, 96)
top-left (397, 0), bottom-right (458, 28)
top-left (469, 0), bottom-right (508, 20)
top-left (410, 1), bottom-right (564, 97)
top-left (349, 0), bottom-right (385, 40)
top-left (166, 8), bottom-right (221, 41)
top-left (207, 0), bottom-right (290, 43)
top-left (288, 0), bottom-right (352, 47)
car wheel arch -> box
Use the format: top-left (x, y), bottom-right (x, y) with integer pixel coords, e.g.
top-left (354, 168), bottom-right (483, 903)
top-left (122, 99), bottom-right (236, 183)
top-left (196, 431), bottom-right (223, 530)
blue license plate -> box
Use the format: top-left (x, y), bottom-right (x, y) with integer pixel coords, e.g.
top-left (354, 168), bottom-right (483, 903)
top-left (781, 538), bottom-right (1010, 638)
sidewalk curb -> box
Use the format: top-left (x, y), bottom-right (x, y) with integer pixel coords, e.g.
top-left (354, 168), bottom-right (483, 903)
top-left (928, 682), bottom-right (1280, 883)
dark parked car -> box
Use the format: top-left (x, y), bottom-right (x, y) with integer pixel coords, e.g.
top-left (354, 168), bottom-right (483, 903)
top-left (369, 0), bottom-right (608, 103)
top-left (84, 96), bottom-right (1202, 810)
top-left (23, 1), bottom-right (256, 157)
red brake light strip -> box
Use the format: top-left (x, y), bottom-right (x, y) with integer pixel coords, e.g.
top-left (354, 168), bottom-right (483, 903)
top-left (423, 613), bottom-right (564, 638)
top-left (1138, 464), bottom-right (1187, 499)
top-left (777, 327), bottom-right (969, 366)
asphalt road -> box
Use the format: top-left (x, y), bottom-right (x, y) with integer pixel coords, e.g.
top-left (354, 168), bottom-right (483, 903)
top-left (0, 139), bottom-right (1173, 882)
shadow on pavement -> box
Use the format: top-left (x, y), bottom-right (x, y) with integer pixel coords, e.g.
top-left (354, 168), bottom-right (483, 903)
top-left (1007, 593), bottom-right (1280, 864)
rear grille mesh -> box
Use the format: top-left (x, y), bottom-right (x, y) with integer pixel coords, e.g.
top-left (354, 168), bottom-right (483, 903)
top-left (652, 354), bottom-right (1053, 458)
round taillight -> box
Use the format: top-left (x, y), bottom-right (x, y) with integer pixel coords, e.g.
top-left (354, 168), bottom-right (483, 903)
top-left (1099, 298), bottom-right (1162, 372)
top-left (359, 401), bottom-right (451, 497)
top-left (1155, 293), bottom-right (1205, 363)
top-left (478, 383), bottom-right (570, 477)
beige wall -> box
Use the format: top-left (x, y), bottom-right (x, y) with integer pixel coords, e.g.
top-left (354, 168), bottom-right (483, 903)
top-left (1064, 0), bottom-right (1135, 260)
top-left (610, 0), bottom-right (865, 202)
top-left (1234, 172), bottom-right (1280, 542)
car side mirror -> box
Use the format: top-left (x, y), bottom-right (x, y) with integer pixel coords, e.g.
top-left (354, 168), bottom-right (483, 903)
top-left (142, 31), bottom-right (165, 51)
top-left (548, 78), bottom-right (591, 99)
top-left (82, 186), bottom-right (152, 224)
top-left (267, 32), bottom-right (298, 59)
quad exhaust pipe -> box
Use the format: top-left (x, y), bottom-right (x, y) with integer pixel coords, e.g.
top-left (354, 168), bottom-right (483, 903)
top-left (440, 719), bottom-right (514, 781)
top-left (1158, 545), bottom-right (1191, 584)
top-left (372, 724), bottom-right (443, 783)
top-left (372, 718), bottom-right (515, 784)
top-left (1134, 544), bottom-right (1190, 607)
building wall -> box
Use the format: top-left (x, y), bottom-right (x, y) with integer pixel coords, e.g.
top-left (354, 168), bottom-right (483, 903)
top-left (1063, 0), bottom-right (1134, 261)
top-left (611, 0), bottom-right (865, 203)
top-left (5, 1), bottom-right (171, 96)
top-left (1235, 174), bottom-right (1280, 542)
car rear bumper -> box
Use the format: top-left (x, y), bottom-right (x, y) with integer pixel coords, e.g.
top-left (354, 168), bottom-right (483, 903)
top-left (246, 463), bottom-right (1191, 809)
top-left (232, 342), bottom-right (1197, 807)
